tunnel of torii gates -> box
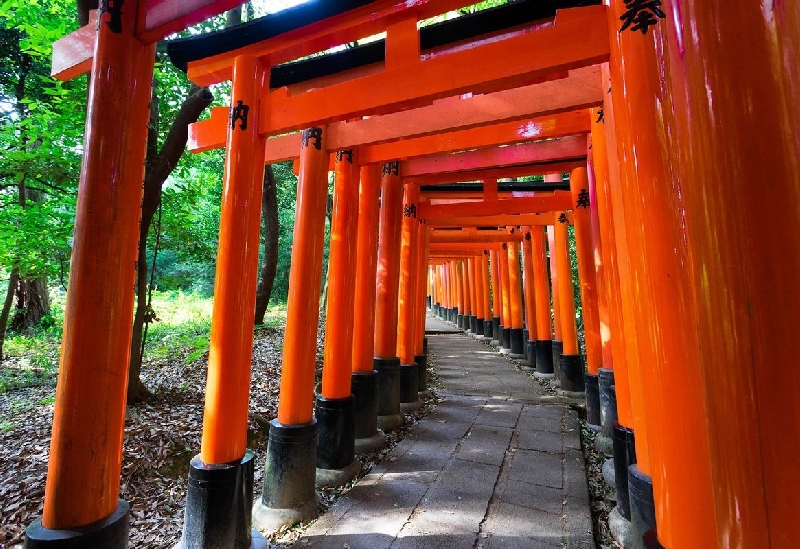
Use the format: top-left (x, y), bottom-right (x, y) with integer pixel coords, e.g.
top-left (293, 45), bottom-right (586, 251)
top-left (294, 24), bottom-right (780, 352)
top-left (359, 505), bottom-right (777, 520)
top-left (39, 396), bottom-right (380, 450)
top-left (26, 0), bottom-right (798, 548)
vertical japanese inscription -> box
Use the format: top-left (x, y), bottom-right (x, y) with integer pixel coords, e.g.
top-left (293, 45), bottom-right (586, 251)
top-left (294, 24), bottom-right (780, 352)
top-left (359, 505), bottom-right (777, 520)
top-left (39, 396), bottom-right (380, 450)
top-left (98, 0), bottom-right (124, 33)
top-left (229, 100), bottom-right (250, 131)
top-left (301, 127), bottom-right (323, 150)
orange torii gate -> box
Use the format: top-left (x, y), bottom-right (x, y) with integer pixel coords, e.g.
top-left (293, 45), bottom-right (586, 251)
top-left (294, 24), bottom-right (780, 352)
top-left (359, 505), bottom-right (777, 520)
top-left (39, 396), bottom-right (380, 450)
top-left (171, 1), bottom-right (609, 540)
top-left (37, 1), bottom-right (799, 548)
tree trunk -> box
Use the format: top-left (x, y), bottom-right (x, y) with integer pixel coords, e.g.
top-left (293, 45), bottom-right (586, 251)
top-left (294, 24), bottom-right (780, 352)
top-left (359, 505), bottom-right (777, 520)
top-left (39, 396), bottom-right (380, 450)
top-left (126, 84), bottom-right (214, 404)
top-left (9, 277), bottom-right (50, 332)
top-left (8, 181), bottom-right (50, 333)
top-left (0, 269), bottom-right (20, 361)
top-left (254, 165), bottom-right (279, 325)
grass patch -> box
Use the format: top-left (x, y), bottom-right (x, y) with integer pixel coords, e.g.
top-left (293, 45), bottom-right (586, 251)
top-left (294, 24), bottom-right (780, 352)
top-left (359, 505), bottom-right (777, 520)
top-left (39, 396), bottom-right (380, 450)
top-left (1, 288), bottom-right (288, 392)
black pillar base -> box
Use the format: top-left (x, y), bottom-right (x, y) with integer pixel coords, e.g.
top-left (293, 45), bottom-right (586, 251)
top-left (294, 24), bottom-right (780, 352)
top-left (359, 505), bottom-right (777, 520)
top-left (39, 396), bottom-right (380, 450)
top-left (525, 341), bottom-right (536, 369)
top-left (585, 373), bottom-right (601, 427)
top-left (426, 296), bottom-right (431, 309)
top-left (551, 340), bottom-right (563, 377)
top-left (176, 450), bottom-right (264, 549)
top-left (501, 327), bottom-right (511, 350)
top-left (26, 500), bottom-right (130, 549)
top-left (491, 317), bottom-right (501, 343)
top-left (414, 354), bottom-right (428, 394)
top-left (375, 357), bottom-right (404, 431)
top-left (423, 337), bottom-right (428, 356)
top-left (316, 396), bottom-right (355, 471)
top-left (629, 464), bottom-right (656, 543)
top-left (643, 529), bottom-right (665, 549)
top-left (474, 318), bottom-right (485, 337)
top-left (352, 371), bottom-right (385, 454)
top-left (509, 328), bottom-right (525, 357)
top-left (399, 363), bottom-right (421, 411)
top-left (483, 320), bottom-right (493, 339)
top-left (598, 368), bottom-right (617, 439)
top-left (253, 421), bottom-right (318, 533)
top-left (456, 313), bottom-right (464, 329)
top-left (612, 422), bottom-right (636, 520)
top-left (451, 307), bottom-right (458, 323)
top-left (559, 354), bottom-right (585, 393)
top-left (533, 340), bottom-right (554, 376)
top-left (351, 371), bottom-right (378, 440)
top-left (523, 330), bottom-right (529, 358)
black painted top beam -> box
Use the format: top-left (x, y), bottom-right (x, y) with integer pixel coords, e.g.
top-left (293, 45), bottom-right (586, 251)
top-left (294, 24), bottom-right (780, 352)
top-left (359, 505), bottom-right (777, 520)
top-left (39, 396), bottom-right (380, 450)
top-left (167, 0), bottom-right (602, 88)
top-left (421, 181), bottom-right (570, 193)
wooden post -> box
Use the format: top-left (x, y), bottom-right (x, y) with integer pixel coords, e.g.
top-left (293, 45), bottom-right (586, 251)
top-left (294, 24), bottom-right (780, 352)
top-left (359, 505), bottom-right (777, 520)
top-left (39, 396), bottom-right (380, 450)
top-left (374, 162), bottom-right (404, 431)
top-left (397, 182), bottom-right (421, 409)
top-left (256, 127), bottom-right (329, 531)
top-left (351, 163), bottom-right (385, 453)
top-left (36, 0), bottom-right (154, 540)
top-left (663, 2), bottom-right (800, 545)
top-left (316, 149), bottom-right (361, 482)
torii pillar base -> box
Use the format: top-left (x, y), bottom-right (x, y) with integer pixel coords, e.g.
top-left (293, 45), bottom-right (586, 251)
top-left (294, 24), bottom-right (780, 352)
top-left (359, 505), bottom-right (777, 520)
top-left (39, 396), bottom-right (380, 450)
top-left (26, 501), bottom-right (130, 549)
top-left (253, 421), bottom-right (318, 534)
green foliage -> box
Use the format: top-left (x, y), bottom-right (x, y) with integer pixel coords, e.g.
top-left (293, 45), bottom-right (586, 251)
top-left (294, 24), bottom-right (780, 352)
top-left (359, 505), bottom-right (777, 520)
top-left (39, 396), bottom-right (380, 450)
top-left (0, 0), bottom-right (85, 282)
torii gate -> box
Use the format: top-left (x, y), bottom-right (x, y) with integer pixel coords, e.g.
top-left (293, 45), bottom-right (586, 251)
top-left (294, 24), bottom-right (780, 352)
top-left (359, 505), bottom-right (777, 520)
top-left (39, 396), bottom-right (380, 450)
top-left (36, 1), bottom-right (800, 548)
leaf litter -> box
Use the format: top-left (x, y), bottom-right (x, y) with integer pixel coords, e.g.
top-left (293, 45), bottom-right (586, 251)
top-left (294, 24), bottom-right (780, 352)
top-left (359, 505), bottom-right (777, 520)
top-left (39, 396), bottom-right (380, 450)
top-left (0, 315), bottom-right (441, 549)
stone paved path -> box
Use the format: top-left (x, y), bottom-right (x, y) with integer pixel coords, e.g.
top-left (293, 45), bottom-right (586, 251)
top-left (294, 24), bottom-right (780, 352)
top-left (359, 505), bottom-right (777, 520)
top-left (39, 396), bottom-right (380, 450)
top-left (298, 317), bottom-right (594, 549)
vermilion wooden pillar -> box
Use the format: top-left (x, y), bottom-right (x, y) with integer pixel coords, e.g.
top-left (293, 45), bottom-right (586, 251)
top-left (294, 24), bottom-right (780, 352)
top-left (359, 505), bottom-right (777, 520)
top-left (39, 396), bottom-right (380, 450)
top-left (179, 55), bottom-right (269, 547)
top-left (414, 224), bottom-right (430, 397)
top-left (504, 240), bottom-right (526, 358)
top-left (473, 252), bottom-right (486, 337)
top-left (586, 126), bottom-right (621, 444)
top-left (316, 149), bottom-right (361, 485)
top-left (489, 250), bottom-right (502, 344)
top-left (462, 258), bottom-right (472, 330)
top-left (466, 256), bottom-right (477, 333)
top-left (604, 2), bottom-right (716, 545)
top-left (530, 226), bottom-right (555, 378)
top-left (256, 126), bottom-right (329, 531)
top-left (664, 3), bottom-right (800, 546)
top-left (570, 165), bottom-right (602, 426)
top-left (498, 244), bottom-right (511, 350)
top-left (546, 225), bottom-right (562, 370)
top-left (397, 182), bottom-right (421, 410)
top-left (596, 70), bottom-right (653, 530)
top-left (374, 162), bottom-right (405, 431)
top-left (32, 1), bottom-right (154, 542)
top-left (521, 228), bottom-right (538, 367)
top-left (456, 260), bottom-right (466, 328)
top-left (480, 252), bottom-right (492, 338)
top-left (554, 217), bottom-right (583, 394)
top-left (351, 163), bottom-right (385, 453)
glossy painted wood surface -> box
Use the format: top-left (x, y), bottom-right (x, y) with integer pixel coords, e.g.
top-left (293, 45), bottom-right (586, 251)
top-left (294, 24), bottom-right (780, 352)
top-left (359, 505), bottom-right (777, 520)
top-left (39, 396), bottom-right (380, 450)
top-left (352, 165), bottom-right (382, 373)
top-left (201, 56), bottom-right (267, 464)
top-left (44, 0), bottom-right (155, 528)
top-left (276, 128), bottom-right (329, 425)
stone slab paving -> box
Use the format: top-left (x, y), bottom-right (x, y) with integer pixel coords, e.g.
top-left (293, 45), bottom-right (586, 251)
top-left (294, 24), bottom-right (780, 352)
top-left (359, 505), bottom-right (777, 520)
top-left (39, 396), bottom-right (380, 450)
top-left (298, 325), bottom-right (593, 549)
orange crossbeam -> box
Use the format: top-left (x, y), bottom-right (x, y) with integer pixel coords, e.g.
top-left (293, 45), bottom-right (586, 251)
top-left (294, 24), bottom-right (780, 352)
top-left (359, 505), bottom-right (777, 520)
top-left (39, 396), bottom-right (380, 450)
top-left (187, 0), bottom-right (497, 87)
top-left (405, 160), bottom-right (587, 186)
top-left (430, 243), bottom-right (509, 252)
top-left (137, 0), bottom-right (249, 44)
top-left (259, 7), bottom-right (608, 135)
top-left (51, 1), bottom-right (248, 79)
top-left (399, 136), bottom-right (587, 178)
top-left (426, 214), bottom-right (558, 227)
top-left (418, 192), bottom-right (573, 219)
top-left (250, 73), bottom-right (598, 161)
top-left (359, 110), bottom-right (591, 164)
top-left (430, 232), bottom-right (523, 244)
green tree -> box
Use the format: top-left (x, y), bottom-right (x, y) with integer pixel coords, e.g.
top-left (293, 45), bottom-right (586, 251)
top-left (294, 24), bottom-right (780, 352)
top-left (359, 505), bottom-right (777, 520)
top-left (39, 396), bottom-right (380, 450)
top-left (0, 0), bottom-right (85, 358)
